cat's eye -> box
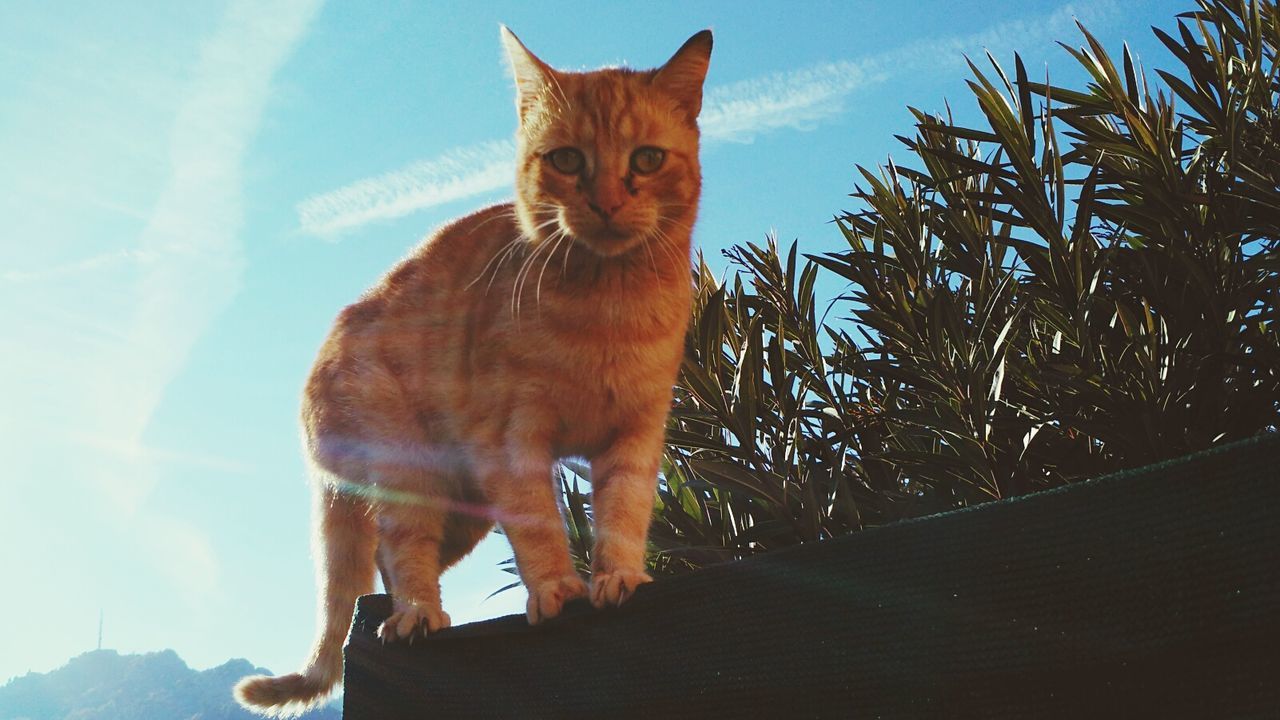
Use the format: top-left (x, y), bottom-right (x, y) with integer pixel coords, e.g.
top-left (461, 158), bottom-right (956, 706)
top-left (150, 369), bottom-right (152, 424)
top-left (546, 147), bottom-right (585, 175)
top-left (630, 147), bottom-right (666, 175)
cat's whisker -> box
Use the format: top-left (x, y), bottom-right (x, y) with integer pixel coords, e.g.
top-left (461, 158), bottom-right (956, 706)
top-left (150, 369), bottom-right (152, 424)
top-left (467, 212), bottom-right (557, 293)
top-left (471, 206), bottom-right (521, 233)
top-left (559, 232), bottom-right (577, 280)
top-left (469, 237), bottom-right (524, 292)
top-left (534, 215), bottom-right (561, 231)
top-left (486, 241), bottom-right (527, 295)
top-left (648, 225), bottom-right (686, 271)
top-left (654, 202), bottom-right (696, 218)
top-left (520, 213), bottom-right (562, 243)
top-left (534, 230), bottom-right (569, 307)
top-left (520, 206), bottom-right (573, 283)
top-left (640, 230), bottom-right (660, 283)
top-left (480, 212), bottom-right (563, 298)
top-left (510, 245), bottom-right (536, 319)
top-left (512, 231), bottom-right (558, 318)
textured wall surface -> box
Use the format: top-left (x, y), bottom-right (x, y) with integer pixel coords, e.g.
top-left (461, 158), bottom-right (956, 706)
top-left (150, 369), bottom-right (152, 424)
top-left (343, 433), bottom-right (1280, 719)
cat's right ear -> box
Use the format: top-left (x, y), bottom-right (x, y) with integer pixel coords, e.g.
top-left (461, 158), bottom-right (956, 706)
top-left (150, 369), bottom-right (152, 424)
top-left (500, 26), bottom-right (554, 123)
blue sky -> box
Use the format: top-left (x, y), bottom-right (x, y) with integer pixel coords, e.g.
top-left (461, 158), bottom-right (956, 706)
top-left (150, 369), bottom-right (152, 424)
top-left (1, 0), bottom-right (1186, 684)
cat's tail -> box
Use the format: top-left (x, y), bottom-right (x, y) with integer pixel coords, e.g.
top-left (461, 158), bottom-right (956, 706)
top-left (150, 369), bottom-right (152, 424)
top-left (235, 484), bottom-right (377, 718)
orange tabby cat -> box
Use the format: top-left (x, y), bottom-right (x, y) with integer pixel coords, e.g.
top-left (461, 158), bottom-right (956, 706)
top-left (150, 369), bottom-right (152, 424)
top-left (234, 27), bottom-right (712, 716)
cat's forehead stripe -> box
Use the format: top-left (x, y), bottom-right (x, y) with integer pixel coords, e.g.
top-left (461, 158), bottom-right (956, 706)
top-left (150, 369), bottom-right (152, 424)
top-left (529, 71), bottom-right (673, 148)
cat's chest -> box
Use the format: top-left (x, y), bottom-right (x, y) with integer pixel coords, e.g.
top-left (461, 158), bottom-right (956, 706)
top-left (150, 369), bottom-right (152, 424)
top-left (549, 326), bottom-right (673, 400)
top-left (533, 316), bottom-right (681, 454)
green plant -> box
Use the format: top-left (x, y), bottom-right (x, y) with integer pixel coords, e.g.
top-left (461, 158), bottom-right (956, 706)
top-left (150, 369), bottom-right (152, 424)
top-left (637, 0), bottom-right (1279, 575)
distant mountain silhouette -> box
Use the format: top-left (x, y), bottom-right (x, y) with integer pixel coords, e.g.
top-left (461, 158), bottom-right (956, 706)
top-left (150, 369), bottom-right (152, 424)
top-left (0, 649), bottom-right (341, 720)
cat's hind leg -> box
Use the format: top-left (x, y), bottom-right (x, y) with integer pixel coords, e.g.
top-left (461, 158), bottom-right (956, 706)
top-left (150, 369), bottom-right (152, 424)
top-left (366, 439), bottom-right (470, 642)
top-left (368, 427), bottom-right (497, 641)
top-left (376, 511), bottom-right (452, 641)
top-left (377, 492), bottom-right (495, 640)
top-left (373, 502), bottom-right (494, 635)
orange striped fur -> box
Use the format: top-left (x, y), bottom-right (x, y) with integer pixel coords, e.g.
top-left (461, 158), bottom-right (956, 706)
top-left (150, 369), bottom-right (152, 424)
top-left (235, 27), bottom-right (712, 716)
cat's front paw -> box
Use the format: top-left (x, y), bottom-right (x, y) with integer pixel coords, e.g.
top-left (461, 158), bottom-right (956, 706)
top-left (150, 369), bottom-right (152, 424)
top-left (378, 598), bottom-right (451, 642)
top-left (590, 568), bottom-right (652, 608)
top-left (526, 575), bottom-right (588, 625)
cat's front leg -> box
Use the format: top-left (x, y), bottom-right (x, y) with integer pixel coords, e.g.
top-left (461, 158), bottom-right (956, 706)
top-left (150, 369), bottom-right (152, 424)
top-left (589, 427), bottom-right (664, 608)
top-left (477, 440), bottom-right (587, 624)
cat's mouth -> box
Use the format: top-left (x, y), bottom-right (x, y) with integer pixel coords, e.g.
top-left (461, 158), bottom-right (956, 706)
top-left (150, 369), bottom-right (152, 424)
top-left (578, 226), bottom-right (644, 258)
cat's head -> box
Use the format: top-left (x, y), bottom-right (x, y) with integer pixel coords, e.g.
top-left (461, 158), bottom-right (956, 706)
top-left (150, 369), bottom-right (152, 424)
top-left (502, 28), bottom-right (712, 259)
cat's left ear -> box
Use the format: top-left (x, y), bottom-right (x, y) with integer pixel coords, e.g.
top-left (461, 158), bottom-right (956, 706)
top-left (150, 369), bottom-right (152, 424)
top-left (501, 26), bottom-right (555, 123)
top-left (653, 29), bottom-right (713, 120)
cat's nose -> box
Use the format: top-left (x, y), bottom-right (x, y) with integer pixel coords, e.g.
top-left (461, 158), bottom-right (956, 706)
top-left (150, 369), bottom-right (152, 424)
top-left (588, 182), bottom-right (627, 220)
top-left (588, 199), bottom-right (625, 219)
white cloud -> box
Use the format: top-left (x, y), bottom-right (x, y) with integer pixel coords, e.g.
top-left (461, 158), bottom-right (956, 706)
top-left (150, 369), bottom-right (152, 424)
top-left (878, 0), bottom-right (1118, 77)
top-left (703, 0), bottom-right (1117, 143)
top-left (297, 139), bottom-right (515, 238)
top-left (700, 60), bottom-right (886, 143)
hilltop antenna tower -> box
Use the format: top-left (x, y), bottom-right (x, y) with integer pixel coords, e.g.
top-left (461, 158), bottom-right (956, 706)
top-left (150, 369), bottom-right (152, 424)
top-left (97, 608), bottom-right (103, 651)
